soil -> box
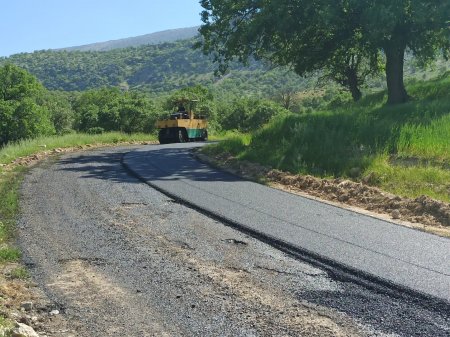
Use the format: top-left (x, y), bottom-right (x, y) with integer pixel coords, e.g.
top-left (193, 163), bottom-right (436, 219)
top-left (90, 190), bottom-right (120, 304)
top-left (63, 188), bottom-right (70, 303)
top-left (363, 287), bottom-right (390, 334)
top-left (198, 151), bottom-right (450, 238)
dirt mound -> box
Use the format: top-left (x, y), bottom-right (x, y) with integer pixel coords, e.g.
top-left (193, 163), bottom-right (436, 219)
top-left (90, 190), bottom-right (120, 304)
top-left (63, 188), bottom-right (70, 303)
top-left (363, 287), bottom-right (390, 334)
top-left (201, 152), bottom-right (450, 235)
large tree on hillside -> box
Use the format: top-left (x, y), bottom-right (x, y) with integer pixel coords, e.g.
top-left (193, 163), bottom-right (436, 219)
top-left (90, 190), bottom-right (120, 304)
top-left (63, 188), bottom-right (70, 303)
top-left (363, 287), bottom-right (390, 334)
top-left (197, 0), bottom-right (450, 104)
top-left (359, 0), bottom-right (450, 104)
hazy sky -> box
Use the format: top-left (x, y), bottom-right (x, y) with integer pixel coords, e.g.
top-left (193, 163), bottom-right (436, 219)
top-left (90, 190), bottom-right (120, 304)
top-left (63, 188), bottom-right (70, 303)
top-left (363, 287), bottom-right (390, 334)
top-left (0, 0), bottom-right (203, 57)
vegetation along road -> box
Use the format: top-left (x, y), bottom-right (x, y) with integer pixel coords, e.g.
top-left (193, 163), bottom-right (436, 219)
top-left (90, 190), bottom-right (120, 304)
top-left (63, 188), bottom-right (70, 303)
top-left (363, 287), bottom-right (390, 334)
top-left (17, 145), bottom-right (449, 336)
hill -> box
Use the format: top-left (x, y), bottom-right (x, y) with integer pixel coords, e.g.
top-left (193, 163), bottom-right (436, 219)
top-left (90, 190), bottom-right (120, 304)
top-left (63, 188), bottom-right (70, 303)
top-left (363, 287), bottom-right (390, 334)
top-left (59, 26), bottom-right (200, 52)
top-left (1, 32), bottom-right (448, 100)
top-left (0, 38), bottom-right (313, 98)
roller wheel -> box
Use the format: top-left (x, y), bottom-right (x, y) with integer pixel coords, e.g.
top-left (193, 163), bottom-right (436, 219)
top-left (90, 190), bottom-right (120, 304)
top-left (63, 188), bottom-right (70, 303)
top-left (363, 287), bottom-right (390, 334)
top-left (200, 130), bottom-right (208, 141)
top-left (178, 129), bottom-right (187, 143)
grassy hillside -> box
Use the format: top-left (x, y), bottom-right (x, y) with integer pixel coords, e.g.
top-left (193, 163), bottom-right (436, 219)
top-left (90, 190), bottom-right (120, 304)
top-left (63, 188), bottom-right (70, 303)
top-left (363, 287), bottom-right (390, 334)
top-left (0, 39), bottom-right (311, 96)
top-left (205, 74), bottom-right (450, 202)
top-left (1, 34), bottom-right (449, 102)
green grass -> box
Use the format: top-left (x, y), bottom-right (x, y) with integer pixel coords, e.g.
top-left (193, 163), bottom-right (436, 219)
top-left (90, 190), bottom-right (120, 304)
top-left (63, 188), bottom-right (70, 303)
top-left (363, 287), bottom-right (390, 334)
top-left (8, 266), bottom-right (30, 280)
top-left (0, 316), bottom-right (13, 334)
top-left (397, 114), bottom-right (450, 161)
top-left (0, 167), bottom-right (25, 245)
top-left (365, 156), bottom-right (450, 202)
top-left (205, 74), bottom-right (450, 202)
top-left (0, 247), bottom-right (21, 263)
top-left (0, 132), bottom-right (155, 165)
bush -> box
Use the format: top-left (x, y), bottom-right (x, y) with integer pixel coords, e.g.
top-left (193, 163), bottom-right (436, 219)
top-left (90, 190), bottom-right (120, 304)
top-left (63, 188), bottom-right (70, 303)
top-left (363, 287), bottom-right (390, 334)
top-left (86, 127), bottom-right (105, 135)
top-left (219, 98), bottom-right (289, 132)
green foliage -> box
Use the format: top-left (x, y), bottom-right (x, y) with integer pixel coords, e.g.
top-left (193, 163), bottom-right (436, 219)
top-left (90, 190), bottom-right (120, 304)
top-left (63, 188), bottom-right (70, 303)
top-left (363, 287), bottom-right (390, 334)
top-left (198, 0), bottom-right (450, 104)
top-left (0, 65), bottom-right (55, 145)
top-left (8, 266), bottom-right (29, 279)
top-left (206, 76), bottom-right (450, 201)
top-left (0, 247), bottom-right (21, 263)
top-left (42, 91), bottom-right (76, 135)
top-left (218, 98), bottom-right (289, 132)
top-left (0, 39), bottom-right (313, 98)
top-left (73, 88), bottom-right (157, 133)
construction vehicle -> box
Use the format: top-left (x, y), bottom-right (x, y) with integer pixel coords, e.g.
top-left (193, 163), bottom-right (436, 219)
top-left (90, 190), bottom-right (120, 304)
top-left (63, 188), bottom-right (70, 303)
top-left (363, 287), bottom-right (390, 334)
top-left (155, 99), bottom-right (208, 144)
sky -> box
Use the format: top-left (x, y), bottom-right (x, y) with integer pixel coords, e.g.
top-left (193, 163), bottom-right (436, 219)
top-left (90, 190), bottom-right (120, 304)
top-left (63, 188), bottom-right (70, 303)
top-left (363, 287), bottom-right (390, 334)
top-left (0, 0), bottom-right (203, 57)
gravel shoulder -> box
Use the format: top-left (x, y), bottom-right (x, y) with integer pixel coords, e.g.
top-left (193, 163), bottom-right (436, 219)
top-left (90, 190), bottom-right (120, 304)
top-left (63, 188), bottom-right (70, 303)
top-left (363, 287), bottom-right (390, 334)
top-left (15, 146), bottom-right (450, 336)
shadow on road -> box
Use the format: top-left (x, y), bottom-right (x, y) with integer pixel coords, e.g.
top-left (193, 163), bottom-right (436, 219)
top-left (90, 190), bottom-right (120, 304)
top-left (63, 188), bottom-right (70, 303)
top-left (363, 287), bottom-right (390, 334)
top-left (123, 147), bottom-right (241, 183)
top-left (56, 145), bottom-right (241, 184)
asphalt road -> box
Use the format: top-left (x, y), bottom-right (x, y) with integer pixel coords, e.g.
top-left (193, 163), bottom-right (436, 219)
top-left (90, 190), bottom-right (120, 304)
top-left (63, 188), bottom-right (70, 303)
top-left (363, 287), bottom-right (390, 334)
top-left (123, 143), bottom-right (450, 304)
top-left (17, 146), bottom-right (450, 336)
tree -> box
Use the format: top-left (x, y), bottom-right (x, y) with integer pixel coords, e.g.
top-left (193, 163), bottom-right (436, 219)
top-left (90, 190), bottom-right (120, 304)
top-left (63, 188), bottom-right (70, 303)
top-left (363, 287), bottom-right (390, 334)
top-left (119, 92), bottom-right (156, 134)
top-left (219, 98), bottom-right (288, 132)
top-left (164, 85), bottom-right (216, 120)
top-left (198, 0), bottom-right (450, 104)
top-left (358, 0), bottom-right (450, 104)
top-left (73, 87), bottom-right (157, 133)
top-left (43, 91), bottom-right (75, 134)
top-left (320, 40), bottom-right (382, 102)
top-left (0, 64), bottom-right (54, 145)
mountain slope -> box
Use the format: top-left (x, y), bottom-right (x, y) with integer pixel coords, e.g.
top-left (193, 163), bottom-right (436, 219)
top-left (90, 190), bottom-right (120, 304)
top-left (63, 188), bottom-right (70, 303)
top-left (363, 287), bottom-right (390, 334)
top-left (0, 38), bottom-right (312, 96)
top-left (59, 26), bottom-right (199, 52)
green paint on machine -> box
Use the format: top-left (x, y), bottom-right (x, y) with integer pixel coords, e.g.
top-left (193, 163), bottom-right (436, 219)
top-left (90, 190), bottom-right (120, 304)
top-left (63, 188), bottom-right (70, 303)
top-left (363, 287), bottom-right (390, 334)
top-left (187, 128), bottom-right (204, 138)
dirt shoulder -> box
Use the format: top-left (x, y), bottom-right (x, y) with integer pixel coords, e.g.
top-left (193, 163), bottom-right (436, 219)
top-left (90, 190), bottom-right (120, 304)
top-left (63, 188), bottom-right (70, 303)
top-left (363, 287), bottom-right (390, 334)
top-left (0, 141), bottom-right (157, 336)
top-left (195, 151), bottom-right (450, 238)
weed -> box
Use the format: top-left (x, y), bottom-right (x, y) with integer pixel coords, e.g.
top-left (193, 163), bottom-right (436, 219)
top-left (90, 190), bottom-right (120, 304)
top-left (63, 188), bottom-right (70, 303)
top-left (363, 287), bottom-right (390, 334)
top-left (8, 267), bottom-right (29, 280)
top-left (0, 132), bottom-right (155, 165)
top-left (0, 248), bottom-right (21, 263)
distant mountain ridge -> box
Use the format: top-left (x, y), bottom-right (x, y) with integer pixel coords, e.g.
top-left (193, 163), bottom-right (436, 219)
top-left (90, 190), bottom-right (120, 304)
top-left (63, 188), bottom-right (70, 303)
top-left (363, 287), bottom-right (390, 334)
top-left (59, 26), bottom-right (200, 52)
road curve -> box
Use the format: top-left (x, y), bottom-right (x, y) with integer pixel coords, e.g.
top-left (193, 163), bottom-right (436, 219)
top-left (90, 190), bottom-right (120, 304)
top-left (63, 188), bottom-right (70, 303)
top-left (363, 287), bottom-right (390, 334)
top-left (123, 143), bottom-right (450, 304)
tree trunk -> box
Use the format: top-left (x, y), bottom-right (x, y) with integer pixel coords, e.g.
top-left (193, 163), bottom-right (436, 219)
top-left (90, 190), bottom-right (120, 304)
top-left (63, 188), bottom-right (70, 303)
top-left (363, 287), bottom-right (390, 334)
top-left (385, 43), bottom-right (408, 105)
top-left (346, 68), bottom-right (362, 102)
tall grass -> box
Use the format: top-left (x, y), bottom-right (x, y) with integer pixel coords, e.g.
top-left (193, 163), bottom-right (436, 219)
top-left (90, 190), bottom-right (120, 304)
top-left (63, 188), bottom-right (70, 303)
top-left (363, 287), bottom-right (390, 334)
top-left (0, 132), bottom-right (155, 165)
top-left (205, 75), bottom-right (450, 201)
top-left (397, 114), bottom-right (450, 161)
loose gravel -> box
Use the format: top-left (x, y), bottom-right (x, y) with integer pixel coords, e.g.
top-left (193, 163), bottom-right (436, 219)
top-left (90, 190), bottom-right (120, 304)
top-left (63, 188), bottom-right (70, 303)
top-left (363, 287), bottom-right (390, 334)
top-left (16, 147), bottom-right (450, 336)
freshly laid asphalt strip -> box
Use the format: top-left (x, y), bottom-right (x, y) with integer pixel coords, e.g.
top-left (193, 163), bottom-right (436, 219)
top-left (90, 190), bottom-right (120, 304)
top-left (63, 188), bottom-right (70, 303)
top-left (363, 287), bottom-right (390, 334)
top-left (123, 143), bottom-right (450, 304)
